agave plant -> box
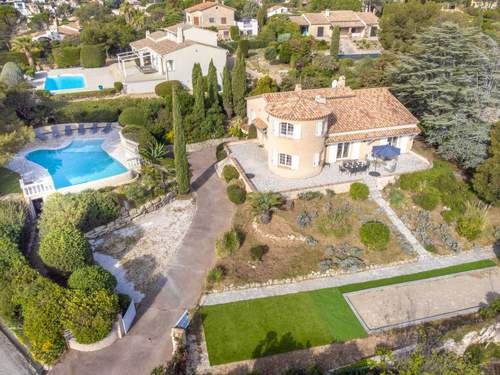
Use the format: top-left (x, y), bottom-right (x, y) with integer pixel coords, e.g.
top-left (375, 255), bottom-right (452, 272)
top-left (248, 192), bottom-right (283, 224)
top-left (140, 139), bottom-right (167, 165)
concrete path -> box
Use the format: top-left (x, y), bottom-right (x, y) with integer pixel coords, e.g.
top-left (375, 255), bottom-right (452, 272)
top-left (50, 147), bottom-right (234, 375)
top-left (0, 329), bottom-right (37, 375)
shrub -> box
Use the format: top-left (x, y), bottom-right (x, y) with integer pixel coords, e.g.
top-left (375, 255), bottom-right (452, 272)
top-left (399, 171), bottom-right (426, 191)
top-left (216, 143), bottom-right (227, 161)
top-left (248, 124), bottom-right (257, 139)
top-left (424, 243), bottom-right (438, 253)
top-left (0, 200), bottom-right (26, 244)
top-left (207, 265), bottom-right (225, 283)
top-left (388, 187), bottom-right (405, 207)
top-left (64, 289), bottom-right (119, 344)
top-left (349, 183), bottom-right (369, 200)
top-left (118, 107), bottom-right (149, 127)
top-left (0, 61), bottom-right (23, 87)
top-left (154, 80), bottom-right (183, 98)
top-left (121, 125), bottom-right (155, 149)
top-left (296, 210), bottom-right (313, 228)
top-left (441, 209), bottom-right (459, 224)
top-left (230, 25), bottom-right (240, 41)
top-left (297, 191), bottom-right (322, 200)
top-left (412, 189), bottom-right (440, 211)
top-left (39, 225), bottom-right (92, 274)
top-left (80, 44), bottom-right (106, 68)
top-left (114, 81), bottom-right (123, 91)
top-left (479, 297), bottom-right (500, 319)
top-left (68, 265), bottom-right (117, 292)
top-left (0, 51), bottom-right (28, 66)
top-left (238, 39), bottom-right (249, 57)
top-left (53, 46), bottom-right (80, 68)
top-left (264, 46), bottom-right (277, 61)
top-left (39, 191), bottom-right (121, 236)
top-left (222, 164), bottom-right (239, 182)
top-left (456, 202), bottom-right (489, 240)
top-left (360, 221), bottom-right (390, 251)
top-left (317, 207), bottom-right (352, 238)
top-left (227, 184), bottom-right (246, 204)
top-left (215, 229), bottom-right (240, 257)
top-left (250, 245), bottom-right (268, 261)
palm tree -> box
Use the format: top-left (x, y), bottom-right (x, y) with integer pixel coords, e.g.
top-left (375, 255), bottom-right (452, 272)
top-left (11, 36), bottom-right (36, 67)
top-left (248, 192), bottom-right (283, 224)
top-left (120, 2), bottom-right (134, 24)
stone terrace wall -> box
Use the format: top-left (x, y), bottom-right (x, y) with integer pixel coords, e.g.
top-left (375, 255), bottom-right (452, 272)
top-left (85, 191), bottom-right (176, 240)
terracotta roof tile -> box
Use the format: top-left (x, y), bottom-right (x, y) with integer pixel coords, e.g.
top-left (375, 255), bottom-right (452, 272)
top-left (326, 127), bottom-right (420, 143)
top-left (303, 12), bottom-right (329, 25)
top-left (356, 11), bottom-right (379, 25)
top-left (184, 1), bottom-right (216, 12)
top-left (289, 15), bottom-right (309, 26)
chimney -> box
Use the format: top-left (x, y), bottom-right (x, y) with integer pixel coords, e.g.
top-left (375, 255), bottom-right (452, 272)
top-left (294, 84), bottom-right (302, 91)
top-left (176, 27), bottom-right (184, 44)
top-left (325, 9), bottom-right (330, 17)
top-left (338, 75), bottom-right (345, 88)
top-left (145, 30), bottom-right (150, 38)
top-left (315, 95), bottom-right (326, 104)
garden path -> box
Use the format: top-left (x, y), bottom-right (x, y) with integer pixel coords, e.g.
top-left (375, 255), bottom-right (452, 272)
top-left (201, 177), bottom-right (496, 306)
top-left (50, 147), bottom-right (235, 375)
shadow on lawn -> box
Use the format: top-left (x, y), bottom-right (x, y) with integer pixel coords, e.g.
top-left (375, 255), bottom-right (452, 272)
top-left (251, 331), bottom-right (310, 359)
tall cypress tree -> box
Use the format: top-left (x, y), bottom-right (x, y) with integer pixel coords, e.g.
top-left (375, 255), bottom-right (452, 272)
top-left (231, 48), bottom-right (247, 118)
top-left (206, 59), bottom-right (219, 108)
top-left (193, 73), bottom-right (205, 120)
top-left (222, 65), bottom-right (233, 118)
top-left (192, 63), bottom-right (203, 94)
top-left (172, 87), bottom-right (189, 194)
top-left (330, 26), bottom-right (340, 58)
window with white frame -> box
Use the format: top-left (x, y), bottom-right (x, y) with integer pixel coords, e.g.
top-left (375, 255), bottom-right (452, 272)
top-left (166, 60), bottom-right (174, 71)
top-left (336, 142), bottom-right (350, 159)
top-left (279, 153), bottom-right (292, 167)
top-left (279, 122), bottom-right (294, 137)
top-left (387, 137), bottom-right (399, 146)
top-left (315, 120), bottom-right (326, 136)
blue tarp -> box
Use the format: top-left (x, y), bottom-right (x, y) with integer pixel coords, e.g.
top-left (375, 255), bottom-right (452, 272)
top-left (372, 145), bottom-right (401, 160)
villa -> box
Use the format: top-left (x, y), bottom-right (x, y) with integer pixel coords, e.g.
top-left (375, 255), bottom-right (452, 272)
top-left (117, 23), bottom-right (228, 91)
top-left (267, 5), bottom-right (289, 18)
top-left (290, 10), bottom-right (379, 39)
top-left (184, 0), bottom-right (236, 39)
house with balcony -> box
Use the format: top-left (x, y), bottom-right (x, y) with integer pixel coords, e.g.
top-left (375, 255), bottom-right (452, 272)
top-left (184, 0), bottom-right (236, 39)
top-left (236, 18), bottom-right (258, 36)
top-left (290, 10), bottom-right (379, 39)
top-left (267, 4), bottom-right (289, 18)
top-left (224, 80), bottom-right (428, 194)
top-left (116, 23), bottom-right (228, 92)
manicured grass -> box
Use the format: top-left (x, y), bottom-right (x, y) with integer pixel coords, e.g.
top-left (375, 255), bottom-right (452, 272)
top-left (201, 260), bottom-right (496, 365)
top-left (0, 167), bottom-right (21, 195)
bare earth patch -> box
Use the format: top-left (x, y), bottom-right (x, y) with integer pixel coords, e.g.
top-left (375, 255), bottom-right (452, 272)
top-left (94, 199), bottom-right (196, 294)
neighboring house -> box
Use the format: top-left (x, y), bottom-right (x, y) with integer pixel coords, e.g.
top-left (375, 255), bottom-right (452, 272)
top-left (236, 18), bottom-right (258, 36)
top-left (470, 0), bottom-right (497, 8)
top-left (57, 20), bottom-right (81, 37)
top-left (246, 80), bottom-right (420, 179)
top-left (290, 10), bottom-right (379, 39)
top-left (266, 5), bottom-right (289, 18)
top-left (32, 19), bottom-right (81, 41)
top-left (184, 0), bottom-right (236, 39)
top-left (119, 23), bottom-right (228, 89)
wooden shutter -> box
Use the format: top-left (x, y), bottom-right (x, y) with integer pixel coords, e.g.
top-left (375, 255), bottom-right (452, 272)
top-left (328, 144), bottom-right (338, 163)
top-left (293, 124), bottom-right (301, 139)
top-left (399, 136), bottom-right (409, 152)
top-left (313, 152), bottom-right (320, 167)
top-left (351, 142), bottom-right (361, 159)
top-left (291, 155), bottom-right (299, 170)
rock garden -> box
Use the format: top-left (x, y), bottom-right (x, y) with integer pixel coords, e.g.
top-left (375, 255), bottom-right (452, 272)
top-left (209, 167), bottom-right (417, 289)
top-left (383, 161), bottom-right (500, 255)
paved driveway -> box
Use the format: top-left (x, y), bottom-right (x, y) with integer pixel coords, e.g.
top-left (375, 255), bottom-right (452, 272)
top-left (0, 330), bottom-right (36, 375)
top-left (345, 268), bottom-right (500, 332)
top-left (50, 147), bottom-right (234, 375)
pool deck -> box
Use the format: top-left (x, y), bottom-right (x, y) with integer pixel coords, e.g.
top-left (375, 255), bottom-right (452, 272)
top-left (7, 123), bottom-right (136, 195)
top-left (33, 67), bottom-right (117, 94)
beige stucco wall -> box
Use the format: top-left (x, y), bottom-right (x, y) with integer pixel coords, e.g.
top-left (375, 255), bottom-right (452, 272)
top-left (186, 5), bottom-right (235, 29)
top-left (308, 24), bottom-right (332, 39)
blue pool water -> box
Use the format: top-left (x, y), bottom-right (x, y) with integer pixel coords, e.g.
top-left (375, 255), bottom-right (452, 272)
top-left (44, 75), bottom-right (85, 91)
top-left (26, 140), bottom-right (128, 189)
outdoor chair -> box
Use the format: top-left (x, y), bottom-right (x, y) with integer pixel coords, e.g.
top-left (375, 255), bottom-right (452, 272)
top-left (35, 128), bottom-right (48, 141)
top-left (339, 164), bottom-right (348, 175)
top-left (51, 125), bottom-right (61, 138)
top-left (78, 123), bottom-right (86, 135)
top-left (90, 123), bottom-right (98, 134)
top-left (102, 123), bottom-right (112, 134)
top-left (65, 125), bottom-right (73, 136)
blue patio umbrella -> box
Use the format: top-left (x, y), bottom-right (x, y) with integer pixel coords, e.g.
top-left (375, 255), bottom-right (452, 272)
top-left (372, 144), bottom-right (401, 160)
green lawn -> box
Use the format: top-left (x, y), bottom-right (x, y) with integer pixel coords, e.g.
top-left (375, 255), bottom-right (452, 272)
top-left (201, 260), bottom-right (496, 365)
top-left (0, 167), bottom-right (21, 195)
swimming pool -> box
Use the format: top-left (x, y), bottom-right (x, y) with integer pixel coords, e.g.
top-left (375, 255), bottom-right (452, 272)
top-left (44, 75), bottom-right (85, 91)
top-left (26, 140), bottom-right (128, 189)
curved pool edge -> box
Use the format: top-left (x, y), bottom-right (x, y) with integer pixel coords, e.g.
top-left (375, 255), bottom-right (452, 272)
top-left (57, 170), bottom-right (136, 195)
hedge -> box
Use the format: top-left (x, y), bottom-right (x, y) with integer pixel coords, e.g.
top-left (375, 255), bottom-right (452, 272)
top-left (80, 44), bottom-right (106, 68)
top-left (118, 107), bottom-right (149, 127)
top-left (222, 165), bottom-right (239, 182)
top-left (0, 200), bottom-right (26, 244)
top-left (38, 224), bottom-right (93, 274)
top-left (38, 191), bottom-right (121, 236)
top-left (68, 265), bottom-right (117, 292)
top-left (154, 80), bottom-right (183, 98)
top-left (53, 46), bottom-right (81, 68)
top-left (349, 183), bottom-right (369, 200)
top-left (0, 51), bottom-right (28, 67)
top-left (227, 184), bottom-right (246, 204)
top-left (55, 88), bottom-right (116, 100)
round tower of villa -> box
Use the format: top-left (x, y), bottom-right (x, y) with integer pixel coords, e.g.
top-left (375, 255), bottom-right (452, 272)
top-left (264, 92), bottom-right (332, 179)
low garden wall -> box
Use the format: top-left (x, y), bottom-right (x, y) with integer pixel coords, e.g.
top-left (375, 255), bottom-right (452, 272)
top-left (85, 191), bottom-right (176, 240)
top-left (186, 137), bottom-right (237, 153)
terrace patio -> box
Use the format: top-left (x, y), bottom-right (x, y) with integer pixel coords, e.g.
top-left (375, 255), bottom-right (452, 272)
top-left (227, 141), bottom-right (430, 194)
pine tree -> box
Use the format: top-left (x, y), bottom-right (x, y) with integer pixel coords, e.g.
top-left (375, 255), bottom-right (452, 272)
top-left (390, 23), bottom-right (498, 169)
top-left (222, 65), bottom-right (233, 118)
top-left (172, 87), bottom-right (189, 194)
top-left (206, 59), bottom-right (219, 108)
top-left (231, 48), bottom-right (247, 118)
top-left (330, 26), bottom-right (340, 58)
top-left (193, 73), bottom-right (205, 120)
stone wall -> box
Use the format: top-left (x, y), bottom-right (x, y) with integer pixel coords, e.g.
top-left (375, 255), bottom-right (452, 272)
top-left (85, 191), bottom-right (177, 240)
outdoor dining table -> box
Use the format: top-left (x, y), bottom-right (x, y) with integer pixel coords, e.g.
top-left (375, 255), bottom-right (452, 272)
top-left (342, 160), bottom-right (370, 174)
